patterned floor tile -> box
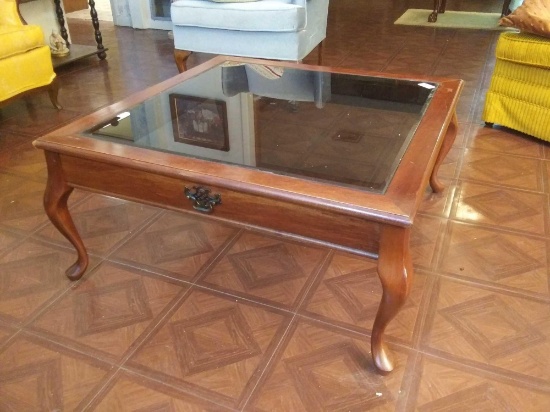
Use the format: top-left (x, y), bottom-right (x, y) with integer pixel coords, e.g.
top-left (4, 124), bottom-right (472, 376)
top-left (0, 335), bottom-right (111, 411)
top-left (35, 194), bottom-right (160, 257)
top-left (198, 232), bottom-right (329, 309)
top-left (459, 148), bottom-right (542, 191)
top-left (436, 146), bottom-right (462, 180)
top-left (0, 177), bottom-right (50, 233)
top-left (29, 263), bottom-right (187, 361)
top-left (112, 211), bottom-right (238, 281)
top-left (418, 178), bottom-right (457, 218)
top-left (468, 124), bottom-right (545, 158)
top-left (0, 240), bottom-right (93, 325)
top-left (0, 229), bottom-right (23, 257)
top-left (0, 322), bottom-right (19, 348)
top-left (0, 175), bottom-right (89, 234)
top-left (92, 371), bottom-right (234, 411)
top-left (451, 181), bottom-right (548, 236)
top-left (410, 355), bottom-right (550, 411)
top-left (544, 160), bottom-right (550, 194)
top-left (411, 214), bottom-right (447, 270)
top-left (438, 222), bottom-right (548, 295)
top-left (0, 106), bottom-right (82, 137)
top-left (299, 252), bottom-right (429, 345)
top-left (126, 288), bottom-right (291, 409)
top-left (421, 277), bottom-right (550, 383)
top-left (0, 141), bottom-right (48, 180)
top-left (245, 319), bottom-right (409, 411)
top-left (0, 130), bottom-right (34, 154)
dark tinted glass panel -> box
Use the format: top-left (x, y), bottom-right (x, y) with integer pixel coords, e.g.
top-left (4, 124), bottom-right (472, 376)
top-left (84, 62), bottom-right (436, 193)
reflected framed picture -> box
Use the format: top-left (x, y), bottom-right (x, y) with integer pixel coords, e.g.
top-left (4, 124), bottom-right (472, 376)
top-left (169, 94), bottom-right (229, 151)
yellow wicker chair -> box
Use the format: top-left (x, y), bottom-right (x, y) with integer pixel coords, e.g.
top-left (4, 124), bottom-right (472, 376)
top-left (483, 32), bottom-right (550, 141)
top-left (0, 0), bottom-right (61, 109)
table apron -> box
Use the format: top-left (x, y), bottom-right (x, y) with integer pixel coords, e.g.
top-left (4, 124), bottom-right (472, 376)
top-left (59, 154), bottom-right (382, 256)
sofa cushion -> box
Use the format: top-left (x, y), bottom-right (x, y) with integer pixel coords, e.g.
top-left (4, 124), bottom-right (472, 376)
top-left (499, 0), bottom-right (550, 38)
top-left (171, 0), bottom-right (306, 32)
top-left (0, 24), bottom-right (45, 60)
top-left (496, 32), bottom-right (550, 69)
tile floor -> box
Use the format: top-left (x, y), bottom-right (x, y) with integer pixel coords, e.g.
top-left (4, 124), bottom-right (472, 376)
top-left (1, 0), bottom-right (550, 410)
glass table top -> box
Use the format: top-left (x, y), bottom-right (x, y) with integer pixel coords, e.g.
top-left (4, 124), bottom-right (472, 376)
top-left (84, 62), bottom-right (437, 194)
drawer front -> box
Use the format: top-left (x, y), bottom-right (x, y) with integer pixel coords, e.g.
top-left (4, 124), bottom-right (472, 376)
top-left (61, 155), bottom-right (380, 255)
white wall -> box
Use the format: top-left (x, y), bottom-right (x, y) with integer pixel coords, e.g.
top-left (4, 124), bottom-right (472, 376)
top-left (19, 0), bottom-right (71, 44)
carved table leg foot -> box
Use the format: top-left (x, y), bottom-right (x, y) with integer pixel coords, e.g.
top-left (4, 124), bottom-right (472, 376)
top-left (372, 225), bottom-right (413, 373)
top-left (48, 78), bottom-right (62, 110)
top-left (44, 152), bottom-right (88, 280)
top-left (430, 111), bottom-right (457, 193)
top-left (174, 49), bottom-right (192, 73)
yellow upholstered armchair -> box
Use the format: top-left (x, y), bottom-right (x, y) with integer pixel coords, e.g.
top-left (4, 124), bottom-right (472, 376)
top-left (0, 0), bottom-right (61, 109)
top-left (482, 32), bottom-right (550, 142)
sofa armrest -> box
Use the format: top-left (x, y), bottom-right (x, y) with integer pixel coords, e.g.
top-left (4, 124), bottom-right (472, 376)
top-left (0, 0), bottom-right (25, 26)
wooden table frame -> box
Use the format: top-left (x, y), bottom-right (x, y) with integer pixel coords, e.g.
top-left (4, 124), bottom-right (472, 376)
top-left (34, 57), bottom-right (462, 374)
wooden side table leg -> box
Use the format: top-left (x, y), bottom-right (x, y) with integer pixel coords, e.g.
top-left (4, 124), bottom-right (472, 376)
top-left (48, 78), bottom-right (62, 110)
top-left (430, 111), bottom-right (458, 193)
top-left (317, 40), bottom-right (324, 66)
top-left (174, 49), bottom-right (192, 73)
top-left (43, 152), bottom-right (89, 280)
top-left (372, 225), bottom-right (413, 373)
top-left (53, 0), bottom-right (70, 46)
top-left (89, 0), bottom-right (107, 60)
top-left (429, 0), bottom-right (439, 22)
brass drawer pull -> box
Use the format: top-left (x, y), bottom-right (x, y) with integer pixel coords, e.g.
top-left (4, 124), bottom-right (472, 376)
top-left (184, 186), bottom-right (221, 213)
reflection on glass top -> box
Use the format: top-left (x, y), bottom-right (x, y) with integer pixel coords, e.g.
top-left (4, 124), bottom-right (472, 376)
top-left (84, 62), bottom-right (437, 193)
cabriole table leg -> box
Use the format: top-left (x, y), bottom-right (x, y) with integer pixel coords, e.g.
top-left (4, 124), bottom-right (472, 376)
top-left (372, 225), bottom-right (413, 372)
top-left (430, 111), bottom-right (458, 193)
top-left (43, 152), bottom-right (89, 280)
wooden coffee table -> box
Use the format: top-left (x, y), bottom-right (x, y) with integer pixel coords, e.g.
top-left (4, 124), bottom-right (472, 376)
top-left (34, 57), bottom-right (462, 373)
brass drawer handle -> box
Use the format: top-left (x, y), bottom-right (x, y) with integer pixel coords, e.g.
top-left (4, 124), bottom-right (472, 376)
top-left (184, 186), bottom-right (221, 214)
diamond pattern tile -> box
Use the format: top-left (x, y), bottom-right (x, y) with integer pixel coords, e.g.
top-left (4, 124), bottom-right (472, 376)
top-left (438, 222), bottom-right (548, 294)
top-left (411, 214), bottom-right (446, 270)
top-left (0, 322), bottom-right (18, 347)
top-left (36, 194), bottom-right (160, 256)
top-left (0, 178), bottom-right (49, 233)
top-left (467, 124), bottom-right (544, 158)
top-left (0, 336), bottom-right (110, 411)
top-left (440, 295), bottom-right (545, 361)
top-left (0, 141), bottom-right (48, 180)
top-left (460, 149), bottom-right (542, 191)
top-left (0, 240), bottom-right (84, 324)
top-left (418, 178), bottom-right (457, 218)
top-left (0, 229), bottom-right (22, 257)
top-left (413, 357), bottom-right (550, 411)
top-left (200, 232), bottom-right (327, 308)
top-left (300, 252), bottom-right (428, 344)
top-left (170, 306), bottom-right (262, 376)
top-left (30, 263), bottom-right (186, 359)
top-left (112, 212), bottom-right (237, 280)
top-left (127, 289), bottom-right (291, 407)
top-left (247, 319), bottom-right (408, 411)
top-left (93, 371), bottom-right (232, 411)
top-left (452, 182), bottom-right (546, 235)
top-left (421, 278), bottom-right (550, 381)
top-left (0, 175), bottom-right (88, 234)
